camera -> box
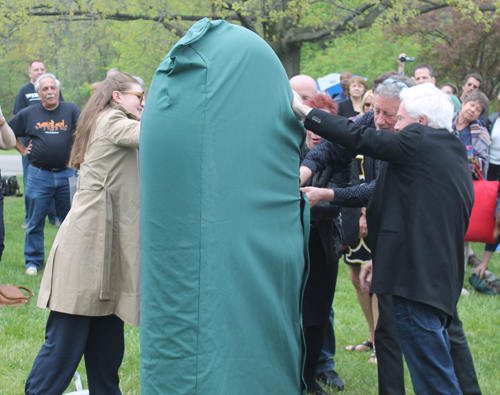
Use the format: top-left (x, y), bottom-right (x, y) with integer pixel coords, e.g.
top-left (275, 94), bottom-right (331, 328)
top-left (399, 56), bottom-right (416, 62)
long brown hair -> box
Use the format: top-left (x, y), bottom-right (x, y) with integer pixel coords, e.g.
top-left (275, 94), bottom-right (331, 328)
top-left (69, 72), bottom-right (139, 169)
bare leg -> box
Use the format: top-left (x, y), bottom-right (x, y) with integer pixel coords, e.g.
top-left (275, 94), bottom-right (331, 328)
top-left (348, 265), bottom-right (374, 344)
top-left (369, 294), bottom-right (379, 364)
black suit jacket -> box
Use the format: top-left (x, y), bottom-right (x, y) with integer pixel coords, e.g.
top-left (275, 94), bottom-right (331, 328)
top-left (305, 109), bottom-right (474, 317)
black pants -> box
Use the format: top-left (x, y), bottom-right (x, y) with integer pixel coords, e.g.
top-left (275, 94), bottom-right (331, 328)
top-left (26, 311), bottom-right (124, 395)
top-left (302, 226), bottom-right (339, 388)
top-left (487, 162), bottom-right (500, 182)
top-left (376, 295), bottom-right (481, 395)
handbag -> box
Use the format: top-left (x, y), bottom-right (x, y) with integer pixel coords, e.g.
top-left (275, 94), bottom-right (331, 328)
top-left (464, 165), bottom-right (499, 245)
top-left (0, 284), bottom-right (34, 306)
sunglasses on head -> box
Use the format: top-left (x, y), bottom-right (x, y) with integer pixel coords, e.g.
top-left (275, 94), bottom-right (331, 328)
top-left (382, 78), bottom-right (409, 91)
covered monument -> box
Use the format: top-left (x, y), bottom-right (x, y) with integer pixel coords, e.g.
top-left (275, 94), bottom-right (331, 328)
top-left (140, 18), bottom-right (308, 394)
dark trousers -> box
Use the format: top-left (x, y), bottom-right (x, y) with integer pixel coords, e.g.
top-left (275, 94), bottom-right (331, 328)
top-left (376, 295), bottom-right (481, 395)
top-left (26, 311), bottom-right (124, 395)
top-left (487, 162), bottom-right (500, 182)
top-left (376, 294), bottom-right (405, 395)
top-left (303, 227), bottom-right (339, 379)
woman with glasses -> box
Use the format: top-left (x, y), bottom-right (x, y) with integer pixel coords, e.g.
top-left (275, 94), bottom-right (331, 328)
top-left (26, 73), bottom-right (145, 395)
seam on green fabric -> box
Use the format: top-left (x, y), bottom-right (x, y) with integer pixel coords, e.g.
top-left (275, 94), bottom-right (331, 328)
top-left (188, 42), bottom-right (208, 395)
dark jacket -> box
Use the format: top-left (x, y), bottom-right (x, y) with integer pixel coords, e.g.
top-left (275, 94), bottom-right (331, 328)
top-left (301, 143), bottom-right (352, 264)
top-left (337, 98), bottom-right (359, 119)
top-left (301, 141), bottom-right (352, 264)
top-left (304, 109), bottom-right (474, 318)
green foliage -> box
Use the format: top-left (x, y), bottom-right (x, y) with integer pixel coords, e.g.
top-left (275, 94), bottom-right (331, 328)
top-left (387, 3), bottom-right (500, 100)
top-left (301, 26), bottom-right (427, 84)
top-left (0, 0), bottom-right (499, 112)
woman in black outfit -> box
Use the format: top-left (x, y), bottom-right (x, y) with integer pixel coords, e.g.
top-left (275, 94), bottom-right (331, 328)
top-left (300, 94), bottom-right (352, 395)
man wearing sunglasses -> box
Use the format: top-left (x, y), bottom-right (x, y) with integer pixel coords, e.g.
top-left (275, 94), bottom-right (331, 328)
top-left (460, 73), bottom-right (482, 104)
top-left (8, 73), bottom-right (80, 277)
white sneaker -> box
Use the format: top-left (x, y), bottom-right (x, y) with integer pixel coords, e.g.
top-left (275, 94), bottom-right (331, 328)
top-left (461, 287), bottom-right (470, 296)
top-left (26, 267), bottom-right (38, 276)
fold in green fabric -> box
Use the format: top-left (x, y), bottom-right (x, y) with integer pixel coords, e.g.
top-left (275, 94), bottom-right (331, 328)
top-left (140, 18), bottom-right (308, 394)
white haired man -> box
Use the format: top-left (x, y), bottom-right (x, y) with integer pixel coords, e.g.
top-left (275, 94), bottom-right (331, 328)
top-left (8, 73), bottom-right (80, 276)
top-left (293, 83), bottom-right (475, 394)
top-left (14, 60), bottom-right (64, 229)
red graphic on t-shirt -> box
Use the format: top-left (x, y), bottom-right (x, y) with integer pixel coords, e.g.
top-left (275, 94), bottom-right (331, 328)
top-left (35, 119), bottom-right (68, 131)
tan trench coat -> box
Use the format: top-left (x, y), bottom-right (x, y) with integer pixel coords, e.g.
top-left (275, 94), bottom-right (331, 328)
top-left (38, 106), bottom-right (141, 327)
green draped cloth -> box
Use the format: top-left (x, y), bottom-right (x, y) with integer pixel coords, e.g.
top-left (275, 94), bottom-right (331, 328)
top-left (140, 18), bottom-right (308, 395)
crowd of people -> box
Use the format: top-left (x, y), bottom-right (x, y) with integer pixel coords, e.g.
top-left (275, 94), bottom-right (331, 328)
top-left (292, 57), bottom-right (496, 394)
top-left (0, 52), bottom-right (497, 395)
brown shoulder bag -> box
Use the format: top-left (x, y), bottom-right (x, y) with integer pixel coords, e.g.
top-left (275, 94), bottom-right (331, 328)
top-left (0, 284), bottom-right (34, 306)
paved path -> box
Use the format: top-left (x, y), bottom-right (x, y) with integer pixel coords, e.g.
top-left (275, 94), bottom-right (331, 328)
top-left (0, 155), bottom-right (23, 176)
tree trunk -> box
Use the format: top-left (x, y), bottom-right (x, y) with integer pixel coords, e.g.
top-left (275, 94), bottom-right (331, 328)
top-left (274, 41), bottom-right (302, 79)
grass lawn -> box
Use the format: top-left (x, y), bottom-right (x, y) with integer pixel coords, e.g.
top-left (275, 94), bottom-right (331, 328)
top-left (1, 178), bottom-right (499, 394)
top-left (0, 149), bottom-right (22, 156)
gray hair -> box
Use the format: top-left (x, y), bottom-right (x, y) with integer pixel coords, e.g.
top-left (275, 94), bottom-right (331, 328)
top-left (400, 83), bottom-right (454, 132)
top-left (132, 75), bottom-right (145, 91)
top-left (463, 91), bottom-right (489, 116)
top-left (374, 74), bottom-right (415, 100)
top-left (107, 68), bottom-right (121, 77)
top-left (34, 73), bottom-right (60, 93)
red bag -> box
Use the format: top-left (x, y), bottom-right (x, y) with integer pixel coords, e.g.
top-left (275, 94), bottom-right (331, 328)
top-left (464, 168), bottom-right (499, 244)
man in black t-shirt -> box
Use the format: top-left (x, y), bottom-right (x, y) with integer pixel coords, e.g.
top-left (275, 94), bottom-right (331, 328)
top-left (9, 73), bottom-right (79, 276)
top-left (13, 60), bottom-right (65, 228)
top-left (13, 61), bottom-right (46, 114)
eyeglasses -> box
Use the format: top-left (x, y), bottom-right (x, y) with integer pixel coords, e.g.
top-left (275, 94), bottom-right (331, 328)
top-left (382, 78), bottom-right (409, 91)
top-left (122, 91), bottom-right (145, 103)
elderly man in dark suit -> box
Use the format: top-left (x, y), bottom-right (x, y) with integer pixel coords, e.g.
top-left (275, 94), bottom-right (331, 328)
top-left (293, 83), bottom-right (474, 395)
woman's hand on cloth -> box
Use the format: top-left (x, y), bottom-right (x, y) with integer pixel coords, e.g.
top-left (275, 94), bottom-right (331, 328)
top-left (300, 186), bottom-right (334, 208)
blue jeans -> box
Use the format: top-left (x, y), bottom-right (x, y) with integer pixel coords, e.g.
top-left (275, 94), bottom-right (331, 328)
top-left (316, 308), bottom-right (335, 373)
top-left (393, 295), bottom-right (462, 395)
top-left (22, 155), bottom-right (59, 224)
top-left (24, 166), bottom-right (75, 270)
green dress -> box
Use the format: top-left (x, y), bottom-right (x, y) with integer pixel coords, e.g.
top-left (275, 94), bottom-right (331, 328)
top-left (140, 18), bottom-right (308, 395)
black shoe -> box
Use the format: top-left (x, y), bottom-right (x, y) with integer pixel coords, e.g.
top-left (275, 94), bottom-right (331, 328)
top-left (306, 379), bottom-right (330, 395)
top-left (316, 370), bottom-right (345, 391)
